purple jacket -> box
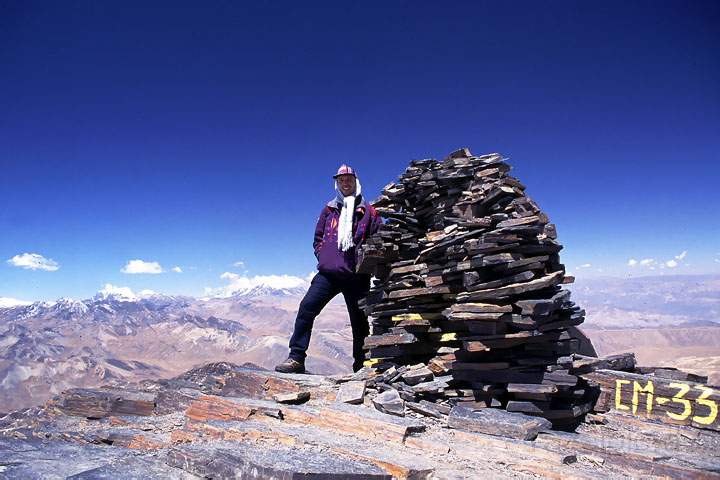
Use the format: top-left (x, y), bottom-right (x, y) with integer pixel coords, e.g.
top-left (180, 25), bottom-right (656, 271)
top-left (313, 195), bottom-right (382, 277)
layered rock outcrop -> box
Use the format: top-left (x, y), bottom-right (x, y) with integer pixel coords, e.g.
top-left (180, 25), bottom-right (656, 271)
top-left (0, 361), bottom-right (718, 478)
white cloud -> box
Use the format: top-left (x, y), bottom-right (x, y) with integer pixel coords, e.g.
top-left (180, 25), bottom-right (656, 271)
top-left (95, 284), bottom-right (160, 302)
top-left (0, 297), bottom-right (32, 308)
top-left (96, 283), bottom-right (137, 301)
top-left (121, 259), bottom-right (163, 274)
top-left (233, 261), bottom-right (245, 268)
top-left (171, 266), bottom-right (183, 273)
top-left (578, 263), bottom-right (592, 269)
top-left (629, 252), bottom-right (690, 271)
top-left (208, 272), bottom-right (312, 297)
top-left (654, 251), bottom-right (688, 269)
top-left (7, 253), bottom-right (60, 271)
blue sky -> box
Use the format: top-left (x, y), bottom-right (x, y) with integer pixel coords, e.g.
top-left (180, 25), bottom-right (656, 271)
top-left (1, 1), bottom-right (719, 301)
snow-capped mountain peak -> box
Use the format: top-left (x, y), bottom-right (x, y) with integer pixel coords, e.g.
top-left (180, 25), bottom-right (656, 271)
top-left (207, 272), bottom-right (313, 299)
top-left (0, 297), bottom-right (32, 309)
top-left (52, 297), bottom-right (89, 315)
top-left (231, 284), bottom-right (307, 299)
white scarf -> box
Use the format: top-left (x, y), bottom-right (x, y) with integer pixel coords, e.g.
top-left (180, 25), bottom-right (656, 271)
top-left (336, 178), bottom-right (362, 252)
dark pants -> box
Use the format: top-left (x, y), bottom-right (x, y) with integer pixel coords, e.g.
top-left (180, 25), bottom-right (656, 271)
top-left (289, 271), bottom-right (370, 372)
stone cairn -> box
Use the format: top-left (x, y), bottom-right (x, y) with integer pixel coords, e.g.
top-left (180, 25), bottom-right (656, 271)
top-left (357, 148), bottom-right (593, 426)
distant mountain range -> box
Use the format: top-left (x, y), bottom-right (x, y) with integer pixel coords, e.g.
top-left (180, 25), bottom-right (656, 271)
top-left (1, 274), bottom-right (718, 411)
top-left (0, 283), bottom-right (350, 412)
top-left (568, 274), bottom-right (720, 385)
top-left (570, 274), bottom-right (720, 329)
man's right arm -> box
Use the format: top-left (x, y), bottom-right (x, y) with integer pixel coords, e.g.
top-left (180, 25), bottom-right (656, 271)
top-left (313, 207), bottom-right (329, 259)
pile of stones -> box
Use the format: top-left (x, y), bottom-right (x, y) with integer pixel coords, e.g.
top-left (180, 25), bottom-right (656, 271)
top-left (357, 148), bottom-right (593, 425)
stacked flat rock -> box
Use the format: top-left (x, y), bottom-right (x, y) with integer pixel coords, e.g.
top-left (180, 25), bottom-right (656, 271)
top-left (357, 148), bottom-right (591, 426)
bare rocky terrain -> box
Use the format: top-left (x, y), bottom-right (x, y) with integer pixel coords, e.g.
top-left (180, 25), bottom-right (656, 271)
top-left (0, 361), bottom-right (718, 479)
top-left (1, 274), bottom-right (719, 413)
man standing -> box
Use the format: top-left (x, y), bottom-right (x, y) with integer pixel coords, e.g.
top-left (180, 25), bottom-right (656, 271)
top-left (275, 165), bottom-right (381, 374)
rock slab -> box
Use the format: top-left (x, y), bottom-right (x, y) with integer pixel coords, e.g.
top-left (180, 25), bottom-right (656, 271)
top-left (447, 405), bottom-right (552, 441)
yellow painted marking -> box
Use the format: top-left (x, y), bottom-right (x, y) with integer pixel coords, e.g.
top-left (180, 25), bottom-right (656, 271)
top-left (632, 380), bottom-right (654, 415)
top-left (363, 359), bottom-right (380, 367)
top-left (615, 379), bottom-right (631, 411)
top-left (391, 313), bottom-right (442, 321)
top-left (613, 378), bottom-right (717, 425)
top-left (693, 386), bottom-right (718, 426)
top-left (440, 333), bottom-right (457, 342)
top-left (666, 383), bottom-right (692, 421)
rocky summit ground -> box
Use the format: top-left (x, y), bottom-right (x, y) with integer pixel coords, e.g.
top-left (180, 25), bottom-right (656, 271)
top-left (0, 362), bottom-right (718, 479)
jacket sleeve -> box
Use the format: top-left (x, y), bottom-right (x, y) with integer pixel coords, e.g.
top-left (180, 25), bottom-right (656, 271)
top-left (313, 207), bottom-right (329, 259)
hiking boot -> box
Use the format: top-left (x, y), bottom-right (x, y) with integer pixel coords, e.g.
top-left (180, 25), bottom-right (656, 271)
top-left (274, 358), bottom-right (305, 374)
